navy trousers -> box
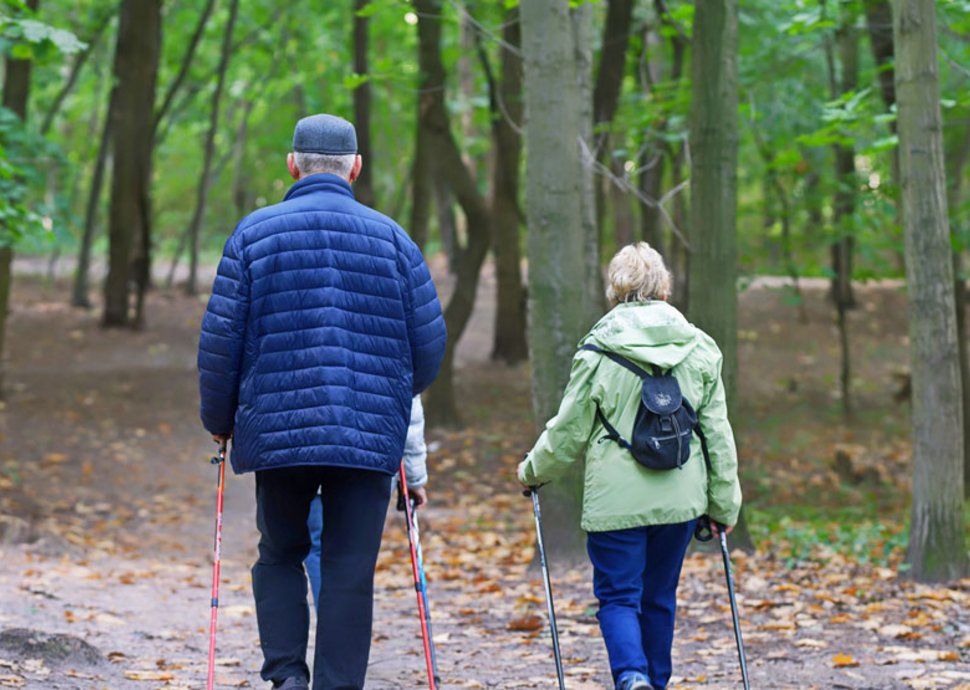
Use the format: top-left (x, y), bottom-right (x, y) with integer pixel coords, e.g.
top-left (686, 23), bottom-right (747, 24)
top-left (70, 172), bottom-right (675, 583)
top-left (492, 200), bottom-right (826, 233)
top-left (586, 520), bottom-right (696, 690)
top-left (252, 465), bottom-right (391, 690)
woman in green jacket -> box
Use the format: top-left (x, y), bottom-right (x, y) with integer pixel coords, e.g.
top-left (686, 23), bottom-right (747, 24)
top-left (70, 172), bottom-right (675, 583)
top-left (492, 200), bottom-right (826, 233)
top-left (518, 242), bottom-right (742, 690)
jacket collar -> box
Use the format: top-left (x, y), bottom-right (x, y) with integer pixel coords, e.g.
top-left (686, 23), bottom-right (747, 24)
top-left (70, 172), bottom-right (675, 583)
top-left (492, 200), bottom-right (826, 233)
top-left (284, 173), bottom-right (356, 202)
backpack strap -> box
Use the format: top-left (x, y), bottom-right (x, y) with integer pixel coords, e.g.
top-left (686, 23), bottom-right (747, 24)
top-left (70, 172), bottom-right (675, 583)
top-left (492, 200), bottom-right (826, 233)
top-left (593, 405), bottom-right (635, 452)
top-left (580, 344), bottom-right (659, 377)
top-left (694, 425), bottom-right (713, 474)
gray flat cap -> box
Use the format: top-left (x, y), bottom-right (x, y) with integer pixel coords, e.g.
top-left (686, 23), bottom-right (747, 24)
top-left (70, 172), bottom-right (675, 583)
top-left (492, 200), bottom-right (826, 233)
top-left (292, 114), bottom-right (358, 155)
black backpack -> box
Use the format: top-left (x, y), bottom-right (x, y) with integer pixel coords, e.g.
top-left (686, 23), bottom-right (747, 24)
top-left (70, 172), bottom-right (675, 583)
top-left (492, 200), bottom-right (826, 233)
top-left (580, 344), bottom-right (711, 472)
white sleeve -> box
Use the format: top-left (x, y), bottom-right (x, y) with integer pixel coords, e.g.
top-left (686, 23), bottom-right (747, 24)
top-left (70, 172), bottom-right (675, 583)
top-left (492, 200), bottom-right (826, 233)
top-left (402, 395), bottom-right (428, 487)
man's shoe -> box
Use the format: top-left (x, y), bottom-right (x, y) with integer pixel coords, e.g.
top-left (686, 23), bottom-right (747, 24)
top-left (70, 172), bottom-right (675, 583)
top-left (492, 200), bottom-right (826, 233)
top-left (616, 671), bottom-right (654, 690)
top-left (273, 678), bottom-right (309, 690)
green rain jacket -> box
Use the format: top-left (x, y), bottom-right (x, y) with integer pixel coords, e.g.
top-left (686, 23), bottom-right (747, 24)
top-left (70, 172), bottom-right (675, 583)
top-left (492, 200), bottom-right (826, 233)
top-left (518, 300), bottom-right (742, 532)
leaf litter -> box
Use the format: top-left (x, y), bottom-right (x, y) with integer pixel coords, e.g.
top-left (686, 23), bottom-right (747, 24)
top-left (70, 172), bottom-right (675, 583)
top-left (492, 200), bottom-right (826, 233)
top-left (0, 278), bottom-right (967, 688)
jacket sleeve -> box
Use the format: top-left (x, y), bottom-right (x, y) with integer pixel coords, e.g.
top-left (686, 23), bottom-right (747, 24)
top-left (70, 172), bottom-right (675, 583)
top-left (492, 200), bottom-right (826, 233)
top-left (403, 395), bottom-right (428, 488)
top-left (198, 229), bottom-right (250, 435)
top-left (697, 354), bottom-right (742, 527)
top-left (403, 241), bottom-right (446, 394)
top-left (518, 351), bottom-right (597, 486)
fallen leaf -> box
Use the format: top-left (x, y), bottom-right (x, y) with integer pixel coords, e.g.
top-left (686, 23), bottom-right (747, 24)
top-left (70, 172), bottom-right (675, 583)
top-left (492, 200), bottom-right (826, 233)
top-left (508, 615), bottom-right (545, 632)
top-left (832, 652), bottom-right (860, 668)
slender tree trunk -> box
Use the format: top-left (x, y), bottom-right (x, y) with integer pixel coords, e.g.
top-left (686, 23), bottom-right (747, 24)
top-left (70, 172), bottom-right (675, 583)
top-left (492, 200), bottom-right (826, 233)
top-left (592, 0), bottom-right (636, 247)
top-left (73, 97), bottom-right (112, 308)
top-left (103, 0), bottom-right (161, 327)
top-left (414, 0), bottom-right (492, 428)
top-left (826, 0), bottom-right (860, 417)
top-left (894, 0), bottom-right (969, 582)
top-left (668, 142), bottom-right (689, 311)
top-left (865, 0), bottom-right (899, 176)
top-left (572, 3), bottom-right (604, 321)
top-left (0, 246), bottom-right (11, 397)
top-left (654, 1), bottom-right (689, 306)
top-left (947, 115), bottom-right (970, 498)
top-left (433, 177), bottom-right (458, 274)
top-left (864, 0), bottom-right (905, 271)
top-left (185, 0), bottom-right (240, 297)
top-left (638, 148), bottom-right (665, 251)
top-left (955, 264), bottom-right (970, 497)
top-left (410, 106), bottom-right (432, 249)
top-left (487, 9), bottom-right (528, 365)
top-left (688, 0), bottom-right (752, 551)
top-left (230, 99), bottom-right (255, 220)
top-left (0, 0), bottom-right (39, 394)
top-left (40, 9), bottom-right (112, 137)
top-left (153, 0), bottom-right (217, 138)
top-left (520, 0), bottom-right (596, 557)
top-left (353, 0), bottom-right (375, 207)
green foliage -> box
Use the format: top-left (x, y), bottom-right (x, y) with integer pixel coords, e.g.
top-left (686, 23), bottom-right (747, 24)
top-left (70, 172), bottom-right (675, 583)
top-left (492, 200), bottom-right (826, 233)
top-left (0, 3), bottom-right (78, 250)
top-left (5, 0), bottom-right (970, 291)
top-left (748, 505), bottom-right (909, 569)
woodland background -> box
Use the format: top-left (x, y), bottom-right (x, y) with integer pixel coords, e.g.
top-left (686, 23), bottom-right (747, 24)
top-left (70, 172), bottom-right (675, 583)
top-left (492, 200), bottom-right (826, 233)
top-left (0, 0), bottom-right (968, 688)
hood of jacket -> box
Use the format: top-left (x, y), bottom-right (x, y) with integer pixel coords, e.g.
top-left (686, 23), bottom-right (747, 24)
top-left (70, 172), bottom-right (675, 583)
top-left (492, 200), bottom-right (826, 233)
top-left (583, 300), bottom-right (700, 370)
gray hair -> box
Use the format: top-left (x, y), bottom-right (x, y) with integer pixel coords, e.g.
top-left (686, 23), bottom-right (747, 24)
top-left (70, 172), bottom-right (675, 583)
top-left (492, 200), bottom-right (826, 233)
top-left (293, 152), bottom-right (356, 178)
top-left (606, 242), bottom-right (672, 307)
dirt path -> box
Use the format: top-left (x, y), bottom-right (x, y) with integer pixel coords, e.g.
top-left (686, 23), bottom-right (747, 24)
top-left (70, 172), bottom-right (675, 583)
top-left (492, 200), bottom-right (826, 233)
top-left (0, 275), bottom-right (968, 689)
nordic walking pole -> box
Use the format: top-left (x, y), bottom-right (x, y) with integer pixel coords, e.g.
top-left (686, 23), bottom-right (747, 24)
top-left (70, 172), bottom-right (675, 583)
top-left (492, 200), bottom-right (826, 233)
top-left (206, 440), bottom-right (227, 690)
top-left (398, 463), bottom-right (440, 689)
top-left (524, 486), bottom-right (566, 690)
top-left (717, 526), bottom-right (751, 690)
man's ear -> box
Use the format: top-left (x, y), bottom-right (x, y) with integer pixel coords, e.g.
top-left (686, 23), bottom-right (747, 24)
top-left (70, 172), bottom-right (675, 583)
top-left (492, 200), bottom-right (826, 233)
top-left (287, 153), bottom-right (300, 181)
top-left (349, 155), bottom-right (363, 183)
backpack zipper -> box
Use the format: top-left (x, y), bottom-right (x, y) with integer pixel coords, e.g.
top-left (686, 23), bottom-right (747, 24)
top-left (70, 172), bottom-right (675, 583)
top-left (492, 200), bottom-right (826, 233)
top-left (671, 414), bottom-right (684, 468)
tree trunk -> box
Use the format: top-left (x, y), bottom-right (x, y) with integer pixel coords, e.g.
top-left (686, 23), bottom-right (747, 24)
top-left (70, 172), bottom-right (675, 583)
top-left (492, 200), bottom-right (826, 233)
top-left (487, 9), bottom-right (528, 365)
top-left (826, 0), bottom-right (860, 418)
top-left (103, 0), bottom-right (161, 327)
top-left (0, 247), bottom-right (11, 397)
top-left (230, 99), bottom-right (255, 221)
top-left (185, 0), bottom-right (240, 297)
top-left (72, 97), bottom-right (112, 308)
top-left (409, 107), bottom-right (432, 250)
top-left (414, 0), bottom-right (492, 428)
top-left (1, 0), bottom-right (39, 395)
top-left (433, 177), bottom-right (458, 274)
top-left (592, 0), bottom-right (636, 243)
top-left (572, 3), bottom-right (604, 321)
top-left (947, 115), bottom-right (970, 499)
top-left (864, 0), bottom-right (907, 275)
top-left (688, 0), bottom-right (751, 551)
top-left (894, 0), bottom-right (969, 582)
top-left (864, 0), bottom-right (901, 192)
top-left (520, 0), bottom-right (596, 557)
top-left (654, 1), bottom-right (689, 305)
top-left (638, 148), bottom-right (665, 251)
top-left (668, 143), bottom-right (689, 311)
top-left (353, 0), bottom-right (375, 207)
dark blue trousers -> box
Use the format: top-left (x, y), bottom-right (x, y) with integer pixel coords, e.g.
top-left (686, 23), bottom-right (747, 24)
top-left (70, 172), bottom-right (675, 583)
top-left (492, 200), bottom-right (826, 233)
top-left (252, 465), bottom-right (391, 690)
top-left (586, 520), bottom-right (696, 690)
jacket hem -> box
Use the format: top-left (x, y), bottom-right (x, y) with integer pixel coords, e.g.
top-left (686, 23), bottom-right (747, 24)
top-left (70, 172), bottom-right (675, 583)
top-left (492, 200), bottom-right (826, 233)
top-left (230, 457), bottom-right (397, 476)
top-left (581, 507), bottom-right (707, 533)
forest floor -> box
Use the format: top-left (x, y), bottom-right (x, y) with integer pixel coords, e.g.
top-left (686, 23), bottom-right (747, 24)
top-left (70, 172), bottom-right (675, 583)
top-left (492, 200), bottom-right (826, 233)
top-left (0, 265), bottom-right (968, 690)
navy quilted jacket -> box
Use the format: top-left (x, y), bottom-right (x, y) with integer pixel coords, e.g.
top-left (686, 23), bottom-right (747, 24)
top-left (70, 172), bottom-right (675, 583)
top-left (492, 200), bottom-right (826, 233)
top-left (197, 173), bottom-right (446, 475)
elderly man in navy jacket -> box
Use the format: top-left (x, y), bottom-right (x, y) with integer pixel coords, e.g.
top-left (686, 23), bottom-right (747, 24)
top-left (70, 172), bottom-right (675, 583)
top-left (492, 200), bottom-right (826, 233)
top-left (197, 114), bottom-right (446, 690)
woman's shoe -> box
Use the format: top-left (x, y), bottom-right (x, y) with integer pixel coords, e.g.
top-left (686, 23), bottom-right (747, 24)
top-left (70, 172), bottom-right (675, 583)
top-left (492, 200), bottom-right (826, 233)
top-left (616, 671), bottom-right (654, 690)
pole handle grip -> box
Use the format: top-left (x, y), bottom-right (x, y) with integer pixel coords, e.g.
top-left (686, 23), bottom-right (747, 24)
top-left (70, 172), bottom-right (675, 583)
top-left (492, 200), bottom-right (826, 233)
top-left (694, 515), bottom-right (727, 543)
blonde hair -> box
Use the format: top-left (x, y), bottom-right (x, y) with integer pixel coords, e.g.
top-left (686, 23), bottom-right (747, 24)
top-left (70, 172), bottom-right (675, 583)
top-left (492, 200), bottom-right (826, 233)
top-left (605, 242), bottom-right (672, 307)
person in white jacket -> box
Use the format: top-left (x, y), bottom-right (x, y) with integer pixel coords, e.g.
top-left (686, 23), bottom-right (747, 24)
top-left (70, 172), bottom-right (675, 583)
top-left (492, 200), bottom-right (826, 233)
top-left (304, 396), bottom-right (428, 607)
